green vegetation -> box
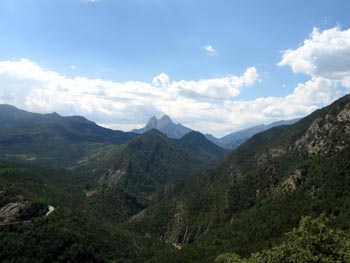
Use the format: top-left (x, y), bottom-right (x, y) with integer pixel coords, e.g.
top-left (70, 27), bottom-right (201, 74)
top-left (0, 104), bottom-right (137, 169)
top-left (127, 94), bottom-right (350, 262)
top-left (1, 95), bottom-right (350, 262)
top-left (0, 162), bottom-right (173, 262)
top-left (177, 131), bottom-right (229, 162)
top-left (215, 214), bottom-right (350, 263)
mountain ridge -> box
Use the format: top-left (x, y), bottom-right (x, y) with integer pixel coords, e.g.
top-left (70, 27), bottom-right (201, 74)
top-left (132, 112), bottom-right (301, 149)
top-left (0, 104), bottom-right (138, 168)
top-left (205, 118), bottom-right (300, 149)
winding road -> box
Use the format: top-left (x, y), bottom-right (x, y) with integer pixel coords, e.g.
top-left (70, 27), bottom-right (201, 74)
top-left (45, 205), bottom-right (55, 216)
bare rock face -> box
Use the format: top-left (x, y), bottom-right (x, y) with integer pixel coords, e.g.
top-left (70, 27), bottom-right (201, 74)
top-left (129, 208), bottom-right (147, 223)
top-left (336, 104), bottom-right (350, 122)
top-left (98, 158), bottom-right (128, 185)
top-left (294, 103), bottom-right (350, 156)
top-left (275, 169), bottom-right (303, 194)
top-left (0, 201), bottom-right (29, 223)
top-left (164, 201), bottom-right (188, 244)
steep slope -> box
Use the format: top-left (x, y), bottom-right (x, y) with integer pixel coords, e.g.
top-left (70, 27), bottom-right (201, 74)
top-left (206, 118), bottom-right (299, 149)
top-left (98, 130), bottom-right (202, 194)
top-left (0, 104), bottom-right (137, 168)
top-left (176, 131), bottom-right (229, 162)
top-left (129, 94), bottom-right (350, 262)
top-left (94, 130), bottom-right (204, 221)
top-left (132, 115), bottom-right (192, 139)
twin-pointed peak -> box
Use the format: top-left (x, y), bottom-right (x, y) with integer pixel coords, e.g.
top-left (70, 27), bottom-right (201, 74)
top-left (147, 115), bottom-right (172, 125)
top-left (132, 114), bottom-right (192, 139)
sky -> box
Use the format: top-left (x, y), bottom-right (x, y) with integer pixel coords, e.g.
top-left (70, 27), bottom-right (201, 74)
top-left (0, 0), bottom-right (349, 137)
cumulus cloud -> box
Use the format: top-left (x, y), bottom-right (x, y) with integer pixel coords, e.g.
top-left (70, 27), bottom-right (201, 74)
top-left (278, 26), bottom-right (350, 82)
top-left (168, 67), bottom-right (259, 100)
top-left (273, 26), bottom-right (350, 119)
top-left (243, 26), bottom-right (350, 126)
top-left (204, 45), bottom-right (216, 53)
top-left (0, 27), bottom-right (349, 136)
top-left (0, 59), bottom-right (258, 135)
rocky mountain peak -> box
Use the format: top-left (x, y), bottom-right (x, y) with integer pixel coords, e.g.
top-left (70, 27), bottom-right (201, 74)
top-left (146, 116), bottom-right (158, 127)
top-left (158, 115), bottom-right (172, 127)
top-left (132, 115), bottom-right (192, 139)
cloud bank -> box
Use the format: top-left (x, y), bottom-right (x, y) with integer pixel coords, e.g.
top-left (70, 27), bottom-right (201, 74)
top-left (0, 26), bottom-right (349, 136)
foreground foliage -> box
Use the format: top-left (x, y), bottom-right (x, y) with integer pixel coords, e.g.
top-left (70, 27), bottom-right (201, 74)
top-left (215, 214), bottom-right (350, 263)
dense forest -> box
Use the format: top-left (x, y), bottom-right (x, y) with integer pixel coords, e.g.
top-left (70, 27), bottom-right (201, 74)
top-left (1, 95), bottom-right (350, 262)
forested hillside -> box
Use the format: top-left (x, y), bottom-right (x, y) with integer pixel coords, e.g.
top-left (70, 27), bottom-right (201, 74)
top-left (128, 94), bottom-right (350, 262)
top-left (1, 95), bottom-right (350, 262)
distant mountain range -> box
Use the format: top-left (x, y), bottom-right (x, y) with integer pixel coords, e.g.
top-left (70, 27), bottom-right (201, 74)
top-left (133, 114), bottom-right (300, 150)
top-left (0, 104), bottom-right (227, 170)
top-left (0, 104), bottom-right (138, 167)
top-left (205, 118), bottom-right (300, 149)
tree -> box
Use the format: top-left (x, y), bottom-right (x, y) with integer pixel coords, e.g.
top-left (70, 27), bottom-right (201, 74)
top-left (216, 214), bottom-right (350, 263)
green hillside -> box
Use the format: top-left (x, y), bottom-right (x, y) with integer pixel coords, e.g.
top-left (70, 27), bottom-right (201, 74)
top-left (177, 131), bottom-right (229, 162)
top-left (128, 94), bottom-right (350, 262)
top-left (91, 129), bottom-right (205, 222)
top-left (1, 95), bottom-right (350, 262)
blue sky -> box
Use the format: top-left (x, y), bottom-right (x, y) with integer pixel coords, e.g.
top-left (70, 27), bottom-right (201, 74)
top-left (0, 0), bottom-right (350, 136)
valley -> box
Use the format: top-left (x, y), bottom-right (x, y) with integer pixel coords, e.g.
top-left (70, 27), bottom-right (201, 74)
top-left (1, 95), bottom-right (350, 262)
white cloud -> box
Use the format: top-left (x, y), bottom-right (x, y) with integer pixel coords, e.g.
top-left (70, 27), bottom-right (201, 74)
top-left (0, 59), bottom-right (258, 135)
top-left (0, 27), bottom-right (349, 136)
top-left (204, 45), bottom-right (216, 53)
top-left (70, 65), bottom-right (77, 70)
top-left (169, 67), bottom-right (259, 100)
top-left (272, 26), bottom-right (350, 120)
top-left (278, 26), bottom-right (350, 82)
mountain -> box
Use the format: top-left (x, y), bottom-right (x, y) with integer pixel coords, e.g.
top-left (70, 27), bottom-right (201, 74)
top-left (0, 104), bottom-right (138, 168)
top-left (128, 94), bottom-right (350, 262)
top-left (94, 129), bottom-right (204, 221)
top-left (0, 104), bottom-right (137, 143)
top-left (176, 131), bottom-right (229, 162)
top-left (98, 129), bottom-right (202, 193)
top-left (206, 118), bottom-right (299, 149)
top-left (132, 115), bottom-right (192, 139)
top-left (2, 95), bottom-right (350, 263)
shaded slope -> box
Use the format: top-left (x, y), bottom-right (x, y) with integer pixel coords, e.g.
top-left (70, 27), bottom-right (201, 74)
top-left (94, 130), bottom-right (204, 221)
top-left (0, 104), bottom-right (137, 168)
top-left (177, 131), bottom-right (229, 162)
top-left (99, 129), bottom-right (203, 194)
